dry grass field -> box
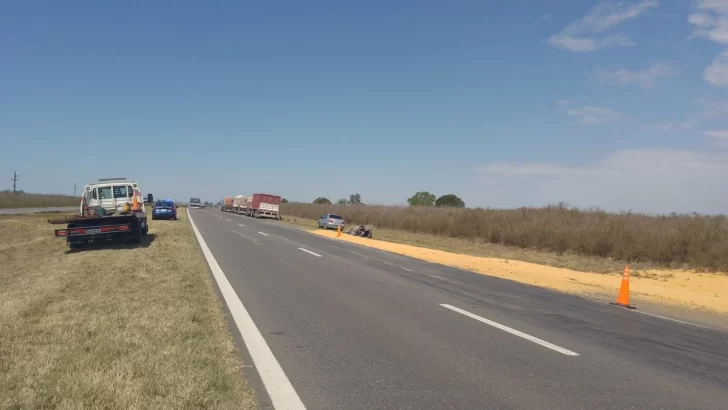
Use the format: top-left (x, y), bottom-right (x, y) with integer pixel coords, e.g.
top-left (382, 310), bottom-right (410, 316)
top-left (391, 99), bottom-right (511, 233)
top-left (281, 203), bottom-right (728, 272)
top-left (0, 211), bottom-right (256, 409)
top-left (0, 192), bottom-right (79, 208)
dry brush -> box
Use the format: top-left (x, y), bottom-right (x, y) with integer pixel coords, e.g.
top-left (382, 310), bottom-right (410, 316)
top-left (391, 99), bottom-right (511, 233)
top-left (281, 202), bottom-right (728, 271)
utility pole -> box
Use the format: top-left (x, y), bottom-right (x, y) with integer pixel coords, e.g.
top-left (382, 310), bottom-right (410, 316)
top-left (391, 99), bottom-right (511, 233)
top-left (10, 171), bottom-right (19, 193)
top-left (73, 184), bottom-right (77, 197)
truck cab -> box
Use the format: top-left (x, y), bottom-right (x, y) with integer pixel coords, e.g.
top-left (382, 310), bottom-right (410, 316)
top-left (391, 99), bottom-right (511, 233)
top-left (83, 178), bottom-right (148, 234)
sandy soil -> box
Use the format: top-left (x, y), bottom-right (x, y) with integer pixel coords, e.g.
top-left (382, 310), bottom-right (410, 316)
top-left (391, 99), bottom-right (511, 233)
top-left (312, 230), bottom-right (728, 316)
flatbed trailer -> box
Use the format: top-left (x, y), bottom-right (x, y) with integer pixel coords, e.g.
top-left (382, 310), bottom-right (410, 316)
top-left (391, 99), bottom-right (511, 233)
top-left (49, 213), bottom-right (143, 249)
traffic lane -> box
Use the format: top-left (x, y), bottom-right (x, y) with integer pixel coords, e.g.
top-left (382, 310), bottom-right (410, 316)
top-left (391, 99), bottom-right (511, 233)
top-left (304, 235), bottom-right (728, 408)
top-left (314, 239), bottom-right (728, 388)
top-left (193, 210), bottom-right (585, 409)
top-left (191, 210), bottom-right (728, 409)
top-left (0, 206), bottom-right (77, 215)
top-left (212, 211), bottom-right (728, 391)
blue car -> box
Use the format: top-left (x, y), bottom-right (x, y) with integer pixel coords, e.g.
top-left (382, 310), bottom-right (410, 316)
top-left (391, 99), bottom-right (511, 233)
top-left (152, 200), bottom-right (177, 220)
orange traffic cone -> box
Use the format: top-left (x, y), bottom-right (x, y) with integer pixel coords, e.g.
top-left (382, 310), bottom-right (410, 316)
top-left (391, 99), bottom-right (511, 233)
top-left (337, 225), bottom-right (342, 238)
top-left (132, 189), bottom-right (140, 212)
top-left (610, 265), bottom-right (636, 309)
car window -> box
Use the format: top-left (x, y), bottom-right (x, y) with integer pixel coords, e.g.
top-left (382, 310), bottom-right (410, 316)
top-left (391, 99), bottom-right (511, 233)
top-left (328, 214), bottom-right (343, 220)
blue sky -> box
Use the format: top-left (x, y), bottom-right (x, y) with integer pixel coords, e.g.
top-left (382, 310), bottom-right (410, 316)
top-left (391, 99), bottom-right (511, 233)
top-left (2, 0), bottom-right (727, 213)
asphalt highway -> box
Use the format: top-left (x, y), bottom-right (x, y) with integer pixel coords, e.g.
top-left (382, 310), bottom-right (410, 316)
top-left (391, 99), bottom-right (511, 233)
top-left (189, 208), bottom-right (728, 410)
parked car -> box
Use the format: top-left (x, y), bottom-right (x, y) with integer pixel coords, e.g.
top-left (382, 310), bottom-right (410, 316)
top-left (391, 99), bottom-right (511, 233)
top-left (152, 200), bottom-right (177, 220)
top-left (318, 213), bottom-right (345, 230)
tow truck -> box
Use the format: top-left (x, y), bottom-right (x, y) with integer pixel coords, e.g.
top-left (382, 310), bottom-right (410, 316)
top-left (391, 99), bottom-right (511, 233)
top-left (49, 178), bottom-right (149, 249)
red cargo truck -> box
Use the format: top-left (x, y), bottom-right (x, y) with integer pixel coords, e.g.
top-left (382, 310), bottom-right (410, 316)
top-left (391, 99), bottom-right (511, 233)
top-left (247, 193), bottom-right (282, 219)
top-left (221, 197), bottom-right (234, 212)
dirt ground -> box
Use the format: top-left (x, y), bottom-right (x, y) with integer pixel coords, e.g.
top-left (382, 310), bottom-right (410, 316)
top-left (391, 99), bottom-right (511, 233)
top-left (312, 229), bottom-right (728, 317)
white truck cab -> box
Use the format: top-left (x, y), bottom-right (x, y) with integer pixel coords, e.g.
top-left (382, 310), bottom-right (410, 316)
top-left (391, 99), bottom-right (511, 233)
top-left (83, 178), bottom-right (148, 234)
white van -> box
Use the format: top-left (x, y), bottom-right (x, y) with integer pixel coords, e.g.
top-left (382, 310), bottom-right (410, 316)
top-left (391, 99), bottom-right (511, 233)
top-left (83, 177), bottom-right (148, 236)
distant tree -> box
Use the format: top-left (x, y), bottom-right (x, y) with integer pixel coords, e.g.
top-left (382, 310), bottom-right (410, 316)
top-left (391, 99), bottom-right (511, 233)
top-left (281, 198), bottom-right (289, 203)
top-left (313, 197), bottom-right (332, 204)
top-left (435, 194), bottom-right (465, 208)
top-left (336, 198), bottom-right (348, 205)
top-left (407, 191), bottom-right (436, 207)
top-left (348, 193), bottom-right (362, 205)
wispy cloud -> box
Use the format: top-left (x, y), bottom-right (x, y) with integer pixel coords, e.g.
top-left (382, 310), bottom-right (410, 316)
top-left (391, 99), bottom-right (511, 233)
top-left (704, 50), bottom-right (728, 86)
top-left (591, 63), bottom-right (678, 88)
top-left (704, 129), bottom-right (728, 146)
top-left (556, 100), bottom-right (623, 124)
top-left (475, 148), bottom-right (728, 213)
top-left (701, 98), bottom-right (728, 117)
top-left (689, 1), bottom-right (728, 86)
top-left (548, 1), bottom-right (660, 52)
top-left (688, 1), bottom-right (728, 44)
top-left (643, 121), bottom-right (693, 132)
top-left (541, 13), bottom-right (552, 21)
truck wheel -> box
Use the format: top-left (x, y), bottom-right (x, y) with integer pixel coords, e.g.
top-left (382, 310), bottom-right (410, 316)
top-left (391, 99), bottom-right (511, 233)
top-left (142, 223), bottom-right (149, 236)
top-left (128, 221), bottom-right (142, 244)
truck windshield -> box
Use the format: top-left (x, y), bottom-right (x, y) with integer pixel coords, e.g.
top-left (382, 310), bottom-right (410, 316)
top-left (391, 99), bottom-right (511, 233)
top-left (190, 198), bottom-right (201, 203)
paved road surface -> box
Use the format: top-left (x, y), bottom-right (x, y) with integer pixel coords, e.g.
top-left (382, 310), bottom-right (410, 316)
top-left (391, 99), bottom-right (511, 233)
top-left (0, 206), bottom-right (78, 215)
top-left (190, 208), bottom-right (728, 410)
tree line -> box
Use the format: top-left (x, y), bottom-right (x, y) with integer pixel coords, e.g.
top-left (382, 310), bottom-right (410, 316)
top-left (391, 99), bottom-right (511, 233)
top-left (306, 192), bottom-right (464, 208)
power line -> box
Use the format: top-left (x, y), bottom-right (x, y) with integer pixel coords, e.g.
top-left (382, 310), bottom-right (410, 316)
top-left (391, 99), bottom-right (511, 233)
top-left (10, 171), bottom-right (19, 193)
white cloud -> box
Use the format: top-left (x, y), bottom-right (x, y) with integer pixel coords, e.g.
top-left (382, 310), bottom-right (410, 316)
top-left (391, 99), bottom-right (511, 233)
top-left (699, 98), bottom-right (728, 117)
top-left (592, 63), bottom-right (677, 88)
top-left (688, 1), bottom-right (728, 44)
top-left (475, 148), bottom-right (728, 214)
top-left (704, 129), bottom-right (728, 145)
top-left (644, 121), bottom-right (693, 131)
top-left (549, 0), bottom-right (660, 52)
top-left (689, 1), bottom-right (728, 86)
top-left (704, 50), bottom-right (728, 86)
top-left (556, 100), bottom-right (623, 124)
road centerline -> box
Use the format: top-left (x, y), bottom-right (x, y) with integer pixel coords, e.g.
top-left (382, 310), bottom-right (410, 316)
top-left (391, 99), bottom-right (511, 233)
top-left (440, 304), bottom-right (580, 357)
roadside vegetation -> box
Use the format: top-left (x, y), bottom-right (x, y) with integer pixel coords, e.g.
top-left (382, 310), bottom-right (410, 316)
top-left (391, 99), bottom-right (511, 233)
top-left (0, 211), bottom-right (256, 408)
top-left (0, 191), bottom-right (79, 208)
top-left (281, 201), bottom-right (728, 272)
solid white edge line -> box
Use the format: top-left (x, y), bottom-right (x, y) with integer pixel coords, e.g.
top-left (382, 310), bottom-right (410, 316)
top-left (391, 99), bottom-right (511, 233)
top-left (298, 248), bottom-right (323, 257)
top-left (631, 310), bottom-right (714, 330)
top-left (400, 267), bottom-right (413, 272)
top-left (440, 304), bottom-right (580, 357)
top-left (187, 208), bottom-right (306, 409)
top-left (258, 232), bottom-right (268, 236)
